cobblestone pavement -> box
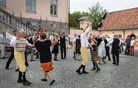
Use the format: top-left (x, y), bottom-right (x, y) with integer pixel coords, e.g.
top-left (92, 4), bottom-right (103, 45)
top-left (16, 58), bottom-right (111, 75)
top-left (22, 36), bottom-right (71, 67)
top-left (0, 49), bottom-right (138, 88)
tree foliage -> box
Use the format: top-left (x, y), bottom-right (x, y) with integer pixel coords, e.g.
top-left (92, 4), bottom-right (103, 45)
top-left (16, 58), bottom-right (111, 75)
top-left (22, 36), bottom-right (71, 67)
top-left (88, 2), bottom-right (106, 30)
top-left (69, 2), bottom-right (106, 30)
top-left (69, 11), bottom-right (89, 28)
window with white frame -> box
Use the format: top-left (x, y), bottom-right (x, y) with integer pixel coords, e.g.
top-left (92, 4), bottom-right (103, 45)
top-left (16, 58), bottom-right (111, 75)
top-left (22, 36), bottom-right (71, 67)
top-left (26, 0), bottom-right (36, 13)
top-left (50, 0), bottom-right (57, 16)
top-left (0, 0), bottom-right (6, 8)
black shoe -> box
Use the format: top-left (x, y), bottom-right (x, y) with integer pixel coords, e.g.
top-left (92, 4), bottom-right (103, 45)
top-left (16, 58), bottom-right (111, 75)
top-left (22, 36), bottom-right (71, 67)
top-left (112, 63), bottom-right (116, 65)
top-left (103, 61), bottom-right (106, 64)
top-left (35, 57), bottom-right (39, 59)
top-left (49, 80), bottom-right (55, 85)
top-left (73, 56), bottom-right (75, 58)
top-left (91, 68), bottom-right (96, 71)
top-left (30, 59), bottom-right (35, 61)
top-left (5, 67), bottom-right (9, 70)
top-left (96, 68), bottom-right (100, 72)
top-left (76, 70), bottom-right (81, 75)
top-left (54, 59), bottom-right (59, 61)
top-left (41, 79), bottom-right (47, 82)
top-left (17, 79), bottom-right (23, 83)
top-left (1, 57), bottom-right (5, 59)
top-left (23, 80), bottom-right (32, 86)
top-left (78, 59), bottom-right (81, 61)
top-left (98, 63), bottom-right (102, 65)
top-left (82, 71), bottom-right (89, 74)
top-left (15, 69), bottom-right (19, 72)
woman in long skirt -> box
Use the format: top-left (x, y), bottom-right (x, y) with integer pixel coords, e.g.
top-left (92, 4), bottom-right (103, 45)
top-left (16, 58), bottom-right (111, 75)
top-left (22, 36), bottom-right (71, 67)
top-left (89, 35), bottom-right (100, 72)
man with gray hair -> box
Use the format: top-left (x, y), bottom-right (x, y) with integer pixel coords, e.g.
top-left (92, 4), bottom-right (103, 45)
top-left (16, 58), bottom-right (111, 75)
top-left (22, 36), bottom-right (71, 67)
top-left (111, 34), bottom-right (120, 65)
top-left (10, 28), bottom-right (35, 86)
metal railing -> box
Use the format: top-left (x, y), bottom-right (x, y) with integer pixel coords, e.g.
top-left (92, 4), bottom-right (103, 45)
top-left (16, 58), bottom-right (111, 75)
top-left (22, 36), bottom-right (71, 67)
top-left (0, 7), bottom-right (35, 33)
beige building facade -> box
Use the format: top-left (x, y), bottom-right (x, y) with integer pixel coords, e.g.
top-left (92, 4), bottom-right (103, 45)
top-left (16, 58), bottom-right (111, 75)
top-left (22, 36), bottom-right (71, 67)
top-left (0, 0), bottom-right (69, 34)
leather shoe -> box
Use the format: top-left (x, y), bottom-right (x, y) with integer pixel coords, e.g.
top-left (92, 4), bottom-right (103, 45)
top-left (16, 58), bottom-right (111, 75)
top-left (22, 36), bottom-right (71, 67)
top-left (91, 68), bottom-right (96, 71)
top-left (1, 57), bottom-right (5, 59)
top-left (112, 63), bottom-right (116, 65)
top-left (30, 59), bottom-right (35, 61)
top-left (82, 71), bottom-right (89, 74)
top-left (96, 68), bottom-right (100, 72)
top-left (54, 59), bottom-right (59, 61)
top-left (15, 69), bottom-right (19, 72)
top-left (17, 79), bottom-right (23, 83)
top-left (76, 70), bottom-right (81, 75)
top-left (41, 79), bottom-right (47, 82)
top-left (49, 80), bottom-right (55, 85)
top-left (23, 80), bottom-right (32, 86)
top-left (5, 67), bottom-right (9, 70)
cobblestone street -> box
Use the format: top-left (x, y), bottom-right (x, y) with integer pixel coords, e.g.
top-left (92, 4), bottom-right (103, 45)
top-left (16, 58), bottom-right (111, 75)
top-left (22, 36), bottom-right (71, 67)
top-left (0, 49), bottom-right (138, 88)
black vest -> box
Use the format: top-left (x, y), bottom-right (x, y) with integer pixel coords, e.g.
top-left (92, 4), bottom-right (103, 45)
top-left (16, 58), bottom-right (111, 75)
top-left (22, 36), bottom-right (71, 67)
top-left (60, 36), bottom-right (66, 46)
top-left (112, 38), bottom-right (120, 50)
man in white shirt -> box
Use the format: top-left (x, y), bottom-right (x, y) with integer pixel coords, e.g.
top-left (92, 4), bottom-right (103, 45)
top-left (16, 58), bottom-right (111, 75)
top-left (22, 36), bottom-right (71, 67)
top-left (10, 28), bottom-right (35, 86)
top-left (0, 32), bottom-right (7, 59)
top-left (76, 24), bottom-right (91, 75)
top-left (59, 32), bottom-right (68, 59)
top-left (5, 29), bottom-right (17, 70)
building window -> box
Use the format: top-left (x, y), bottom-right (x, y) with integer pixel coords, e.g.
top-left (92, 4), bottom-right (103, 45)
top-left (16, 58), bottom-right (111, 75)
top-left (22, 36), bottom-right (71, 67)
top-left (26, 0), bottom-right (36, 13)
top-left (50, 24), bottom-right (53, 28)
top-left (50, 0), bottom-right (57, 16)
top-left (0, 0), bottom-right (6, 8)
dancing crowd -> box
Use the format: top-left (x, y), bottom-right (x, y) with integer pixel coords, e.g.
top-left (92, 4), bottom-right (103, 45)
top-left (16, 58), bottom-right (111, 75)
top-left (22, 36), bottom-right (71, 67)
top-left (0, 24), bottom-right (138, 86)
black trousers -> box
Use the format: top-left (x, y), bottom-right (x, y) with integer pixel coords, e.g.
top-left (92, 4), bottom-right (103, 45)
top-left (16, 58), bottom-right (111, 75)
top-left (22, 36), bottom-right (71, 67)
top-left (36, 52), bottom-right (39, 58)
top-left (60, 46), bottom-right (66, 59)
top-left (105, 46), bottom-right (111, 61)
top-left (112, 49), bottom-right (119, 64)
top-left (25, 50), bottom-right (29, 66)
top-left (5, 47), bottom-right (14, 68)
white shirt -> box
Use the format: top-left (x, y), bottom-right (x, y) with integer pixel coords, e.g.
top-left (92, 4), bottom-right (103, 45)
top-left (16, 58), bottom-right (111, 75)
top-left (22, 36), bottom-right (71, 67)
top-left (10, 37), bottom-right (32, 47)
top-left (106, 38), bottom-right (112, 46)
top-left (131, 40), bottom-right (135, 46)
top-left (73, 36), bottom-right (78, 43)
top-left (49, 35), bottom-right (54, 41)
top-left (80, 27), bottom-right (90, 47)
top-left (0, 35), bottom-right (10, 44)
top-left (6, 32), bottom-right (15, 40)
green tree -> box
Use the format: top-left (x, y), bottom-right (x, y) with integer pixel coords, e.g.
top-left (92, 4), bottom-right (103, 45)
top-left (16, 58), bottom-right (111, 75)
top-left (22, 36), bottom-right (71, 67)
top-left (88, 2), bottom-right (106, 30)
top-left (69, 13), bottom-right (77, 27)
top-left (69, 11), bottom-right (89, 28)
top-left (81, 11), bottom-right (89, 17)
